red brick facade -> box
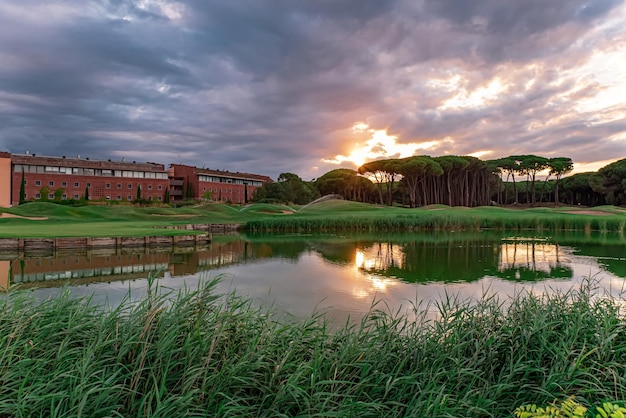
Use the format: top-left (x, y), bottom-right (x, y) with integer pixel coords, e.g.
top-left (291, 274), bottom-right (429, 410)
top-left (169, 164), bottom-right (272, 204)
top-left (10, 154), bottom-right (169, 206)
top-left (1, 153), bottom-right (272, 207)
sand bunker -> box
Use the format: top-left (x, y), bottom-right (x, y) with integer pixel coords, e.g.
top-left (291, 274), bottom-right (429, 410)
top-left (0, 213), bottom-right (48, 220)
top-left (559, 210), bottom-right (613, 216)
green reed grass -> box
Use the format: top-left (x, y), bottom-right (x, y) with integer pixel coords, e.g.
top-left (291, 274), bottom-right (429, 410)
top-left (243, 211), bottom-right (626, 234)
top-left (1, 279), bottom-right (625, 417)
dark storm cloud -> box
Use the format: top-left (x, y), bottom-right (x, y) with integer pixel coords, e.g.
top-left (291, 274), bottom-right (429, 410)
top-left (0, 0), bottom-right (625, 178)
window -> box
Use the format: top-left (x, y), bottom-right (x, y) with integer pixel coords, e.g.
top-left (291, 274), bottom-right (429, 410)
top-left (35, 180), bottom-right (41, 186)
top-left (73, 194), bottom-right (79, 199)
top-left (157, 185), bottom-right (162, 190)
top-left (48, 181), bottom-right (54, 186)
top-left (86, 182), bottom-right (91, 188)
top-left (35, 193), bottom-right (41, 199)
top-left (106, 183), bottom-right (111, 189)
top-left (48, 193), bottom-right (54, 199)
top-left (61, 181), bottom-right (67, 187)
top-left (106, 195), bottom-right (111, 200)
top-left (128, 184), bottom-right (132, 189)
top-left (157, 196), bottom-right (162, 201)
top-left (117, 183), bottom-right (122, 189)
top-left (117, 195), bottom-right (121, 200)
top-left (127, 196), bottom-right (132, 200)
top-left (62, 194), bottom-right (67, 200)
top-left (74, 182), bottom-right (79, 187)
top-left (148, 185), bottom-right (152, 190)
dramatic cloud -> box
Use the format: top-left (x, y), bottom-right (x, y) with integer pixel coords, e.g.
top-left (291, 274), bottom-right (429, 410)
top-left (0, 0), bottom-right (625, 179)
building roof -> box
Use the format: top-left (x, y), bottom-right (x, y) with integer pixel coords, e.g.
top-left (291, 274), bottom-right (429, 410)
top-left (11, 154), bottom-right (167, 172)
top-left (170, 163), bottom-right (272, 182)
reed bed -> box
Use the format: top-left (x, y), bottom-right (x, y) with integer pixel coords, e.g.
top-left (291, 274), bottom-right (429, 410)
top-left (1, 279), bottom-right (625, 417)
top-left (243, 212), bottom-right (626, 234)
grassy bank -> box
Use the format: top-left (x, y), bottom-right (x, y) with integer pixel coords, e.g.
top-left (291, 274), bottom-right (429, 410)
top-left (1, 201), bottom-right (625, 238)
top-left (1, 279), bottom-right (625, 417)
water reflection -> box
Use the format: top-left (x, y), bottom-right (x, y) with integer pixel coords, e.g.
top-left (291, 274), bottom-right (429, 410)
top-left (1, 232), bottom-right (625, 322)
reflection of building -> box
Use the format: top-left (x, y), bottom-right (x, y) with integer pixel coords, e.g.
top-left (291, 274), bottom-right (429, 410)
top-left (0, 260), bottom-right (9, 290)
top-left (4, 240), bottom-right (256, 289)
top-left (0, 152), bottom-right (272, 207)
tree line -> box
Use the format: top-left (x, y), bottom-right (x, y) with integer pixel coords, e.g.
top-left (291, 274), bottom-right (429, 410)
top-left (252, 156), bottom-right (626, 208)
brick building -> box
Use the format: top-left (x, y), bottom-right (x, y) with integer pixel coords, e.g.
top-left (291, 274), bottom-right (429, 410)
top-left (168, 164), bottom-right (272, 204)
top-left (0, 152), bottom-right (272, 207)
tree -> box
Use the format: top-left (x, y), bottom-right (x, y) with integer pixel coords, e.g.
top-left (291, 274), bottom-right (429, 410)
top-left (396, 156), bottom-right (443, 208)
top-left (53, 188), bottom-right (64, 201)
top-left (315, 169), bottom-right (363, 201)
top-left (548, 157), bottom-right (573, 206)
top-left (201, 190), bottom-right (213, 202)
top-left (560, 173), bottom-right (605, 206)
top-left (498, 157), bottom-right (521, 204)
top-left (39, 186), bottom-right (50, 201)
top-left (277, 172), bottom-right (317, 204)
top-left (358, 159), bottom-right (401, 205)
top-left (516, 155), bottom-right (549, 206)
top-left (84, 185), bottom-right (90, 201)
top-left (164, 189), bottom-right (170, 203)
top-left (434, 156), bottom-right (469, 206)
top-left (598, 159), bottom-right (626, 205)
top-left (19, 169), bottom-right (26, 204)
top-left (136, 185), bottom-right (142, 201)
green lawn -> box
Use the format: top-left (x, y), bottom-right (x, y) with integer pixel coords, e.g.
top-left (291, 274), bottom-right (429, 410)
top-left (1, 201), bottom-right (625, 238)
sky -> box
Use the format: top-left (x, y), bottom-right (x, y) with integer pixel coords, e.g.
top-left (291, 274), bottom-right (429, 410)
top-left (1, 0), bottom-right (625, 181)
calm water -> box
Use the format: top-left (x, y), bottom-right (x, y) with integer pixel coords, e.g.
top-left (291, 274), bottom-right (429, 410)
top-left (2, 231), bottom-right (625, 323)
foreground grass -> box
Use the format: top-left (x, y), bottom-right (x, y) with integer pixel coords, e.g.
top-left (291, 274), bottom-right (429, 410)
top-left (1, 201), bottom-right (625, 238)
top-left (1, 279), bottom-right (625, 417)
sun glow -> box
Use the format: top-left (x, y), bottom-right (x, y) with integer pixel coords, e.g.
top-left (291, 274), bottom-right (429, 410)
top-left (323, 122), bottom-right (441, 167)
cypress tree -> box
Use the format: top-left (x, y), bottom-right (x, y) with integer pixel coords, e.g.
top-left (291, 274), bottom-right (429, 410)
top-left (19, 169), bottom-right (26, 205)
top-left (84, 186), bottom-right (90, 201)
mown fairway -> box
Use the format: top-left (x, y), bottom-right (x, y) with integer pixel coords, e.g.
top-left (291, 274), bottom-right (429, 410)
top-left (1, 201), bottom-right (625, 237)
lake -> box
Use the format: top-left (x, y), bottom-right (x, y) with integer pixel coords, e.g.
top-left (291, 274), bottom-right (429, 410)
top-left (2, 231), bottom-right (625, 323)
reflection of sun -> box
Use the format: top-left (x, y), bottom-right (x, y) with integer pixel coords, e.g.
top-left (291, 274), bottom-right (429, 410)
top-left (351, 248), bottom-right (399, 299)
top-left (322, 122), bottom-right (441, 167)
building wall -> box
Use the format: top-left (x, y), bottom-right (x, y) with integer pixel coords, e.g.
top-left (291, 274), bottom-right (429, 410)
top-left (0, 152), bottom-right (11, 208)
top-left (10, 154), bottom-right (169, 205)
top-left (169, 164), bottom-right (271, 203)
top-left (13, 172), bottom-right (169, 204)
top-left (2, 154), bottom-right (272, 207)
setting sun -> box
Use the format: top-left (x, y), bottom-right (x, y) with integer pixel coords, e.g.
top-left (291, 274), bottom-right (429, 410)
top-left (323, 122), bottom-right (441, 167)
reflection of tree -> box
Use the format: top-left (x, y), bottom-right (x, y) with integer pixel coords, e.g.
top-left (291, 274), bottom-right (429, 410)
top-left (359, 240), bottom-right (501, 284)
top-left (493, 240), bottom-right (573, 282)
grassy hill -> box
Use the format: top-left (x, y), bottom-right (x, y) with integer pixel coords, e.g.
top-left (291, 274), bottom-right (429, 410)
top-left (1, 201), bottom-right (625, 238)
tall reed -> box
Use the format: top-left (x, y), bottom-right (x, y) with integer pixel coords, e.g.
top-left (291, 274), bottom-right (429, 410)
top-left (0, 279), bottom-right (624, 417)
top-left (243, 213), bottom-right (626, 234)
